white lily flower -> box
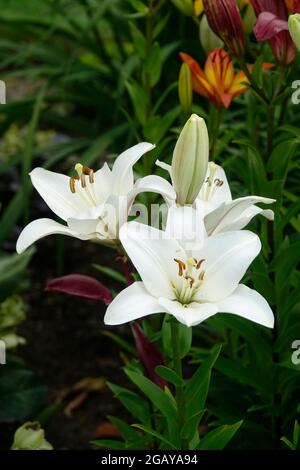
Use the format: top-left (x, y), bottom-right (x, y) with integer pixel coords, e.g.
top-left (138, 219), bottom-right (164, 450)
top-left (154, 160), bottom-right (275, 235)
top-left (104, 220), bottom-right (274, 328)
top-left (16, 142), bottom-right (173, 254)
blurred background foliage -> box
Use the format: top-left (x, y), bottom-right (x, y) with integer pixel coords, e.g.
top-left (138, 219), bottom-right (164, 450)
top-left (0, 0), bottom-right (299, 450)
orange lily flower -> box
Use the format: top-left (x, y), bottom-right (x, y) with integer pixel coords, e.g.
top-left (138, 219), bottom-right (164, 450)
top-left (180, 48), bottom-right (251, 109)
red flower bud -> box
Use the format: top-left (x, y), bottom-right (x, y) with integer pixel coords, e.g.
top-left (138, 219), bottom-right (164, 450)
top-left (203, 0), bottom-right (246, 57)
top-left (45, 274), bottom-right (112, 304)
top-left (131, 322), bottom-right (167, 389)
top-left (251, 0), bottom-right (296, 64)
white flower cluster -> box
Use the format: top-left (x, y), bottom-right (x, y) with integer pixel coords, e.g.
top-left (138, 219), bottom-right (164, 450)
top-left (17, 114), bottom-right (274, 328)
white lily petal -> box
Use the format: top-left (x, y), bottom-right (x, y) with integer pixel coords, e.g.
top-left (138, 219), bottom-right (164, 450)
top-left (218, 284), bottom-right (274, 328)
top-left (205, 196), bottom-right (276, 235)
top-left (198, 163), bottom-right (232, 207)
top-left (120, 222), bottom-right (185, 298)
top-left (90, 162), bottom-right (112, 203)
top-left (194, 230), bottom-right (261, 302)
top-left (165, 205), bottom-right (207, 253)
top-left (131, 175), bottom-right (176, 206)
top-left (16, 218), bottom-right (91, 254)
top-left (112, 142), bottom-right (155, 195)
top-left (30, 168), bottom-right (89, 221)
top-left (155, 159), bottom-right (172, 179)
top-left (104, 282), bottom-right (162, 325)
top-left (221, 205), bottom-right (274, 232)
top-left (67, 205), bottom-right (104, 235)
top-left (158, 298), bottom-right (218, 327)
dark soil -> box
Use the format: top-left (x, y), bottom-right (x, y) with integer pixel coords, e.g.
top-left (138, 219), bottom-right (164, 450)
top-left (0, 235), bottom-right (133, 450)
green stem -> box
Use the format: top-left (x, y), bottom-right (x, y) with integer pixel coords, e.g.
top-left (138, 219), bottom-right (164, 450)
top-left (170, 319), bottom-right (188, 449)
top-left (209, 105), bottom-right (224, 159)
top-left (145, 0), bottom-right (155, 118)
top-left (267, 104), bottom-right (275, 158)
top-left (237, 59), bottom-right (269, 105)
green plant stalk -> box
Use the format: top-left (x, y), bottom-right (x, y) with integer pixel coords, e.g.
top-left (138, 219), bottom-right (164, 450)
top-left (237, 58), bottom-right (269, 105)
top-left (170, 318), bottom-right (188, 449)
top-left (267, 104), bottom-right (275, 158)
top-left (208, 105), bottom-right (224, 159)
top-left (145, 0), bottom-right (155, 118)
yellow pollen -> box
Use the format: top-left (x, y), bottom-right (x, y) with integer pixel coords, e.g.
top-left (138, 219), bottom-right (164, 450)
top-left (69, 163), bottom-right (95, 193)
top-left (75, 163), bottom-right (83, 177)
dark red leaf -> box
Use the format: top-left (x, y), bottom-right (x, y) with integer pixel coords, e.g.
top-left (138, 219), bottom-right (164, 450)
top-left (45, 274), bottom-right (112, 304)
top-left (131, 322), bottom-right (167, 389)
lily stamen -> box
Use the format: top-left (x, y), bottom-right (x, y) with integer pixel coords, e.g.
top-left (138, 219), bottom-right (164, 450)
top-left (69, 163), bottom-right (96, 194)
top-left (174, 258), bottom-right (186, 277)
top-left (69, 176), bottom-right (79, 194)
top-left (214, 178), bottom-right (224, 187)
top-left (173, 257), bottom-right (206, 306)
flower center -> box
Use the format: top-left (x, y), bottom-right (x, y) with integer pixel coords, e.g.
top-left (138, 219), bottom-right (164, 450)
top-left (203, 163), bottom-right (223, 202)
top-left (173, 257), bottom-right (206, 306)
top-left (69, 163), bottom-right (99, 207)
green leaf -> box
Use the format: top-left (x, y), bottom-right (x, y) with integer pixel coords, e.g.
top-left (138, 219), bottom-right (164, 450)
top-left (143, 107), bottom-right (180, 143)
top-left (78, 124), bottom-right (127, 168)
top-left (107, 382), bottom-right (150, 425)
top-left (129, 22), bottom-right (146, 57)
top-left (0, 361), bottom-right (47, 422)
top-left (92, 264), bottom-right (126, 284)
top-left (181, 410), bottom-right (205, 442)
top-left (132, 424), bottom-right (177, 449)
top-left (0, 191), bottom-right (25, 247)
top-left (0, 248), bottom-right (35, 300)
top-left (215, 356), bottom-right (264, 391)
top-left (91, 439), bottom-right (126, 450)
top-left (125, 369), bottom-right (179, 447)
top-left (267, 139), bottom-right (298, 177)
top-left (293, 420), bottom-right (300, 447)
top-left (273, 241), bottom-right (300, 290)
top-left (22, 83), bottom-right (47, 223)
top-left (153, 13), bottom-right (170, 39)
top-left (128, 0), bottom-right (149, 14)
top-left (155, 366), bottom-right (184, 387)
top-left (195, 421), bottom-right (243, 450)
top-left (108, 416), bottom-right (140, 442)
top-left (280, 437), bottom-right (295, 450)
top-left (185, 344), bottom-right (222, 420)
top-left (126, 81), bottom-right (148, 125)
top-left (143, 42), bottom-right (162, 87)
top-left (162, 314), bottom-right (192, 359)
top-left (102, 331), bottom-right (137, 356)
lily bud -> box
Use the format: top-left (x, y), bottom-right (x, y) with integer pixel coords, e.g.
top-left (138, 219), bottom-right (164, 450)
top-left (11, 422), bottom-right (53, 450)
top-left (242, 5), bottom-right (256, 35)
top-left (178, 63), bottom-right (193, 113)
top-left (289, 14), bottom-right (300, 51)
top-left (172, 114), bottom-right (209, 206)
top-left (199, 14), bottom-right (224, 52)
top-left (203, 0), bottom-right (246, 57)
top-left (171, 0), bottom-right (194, 16)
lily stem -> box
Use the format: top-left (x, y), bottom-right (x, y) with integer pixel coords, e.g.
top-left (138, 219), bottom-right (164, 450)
top-left (209, 105), bottom-right (224, 160)
top-left (170, 319), bottom-right (188, 449)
